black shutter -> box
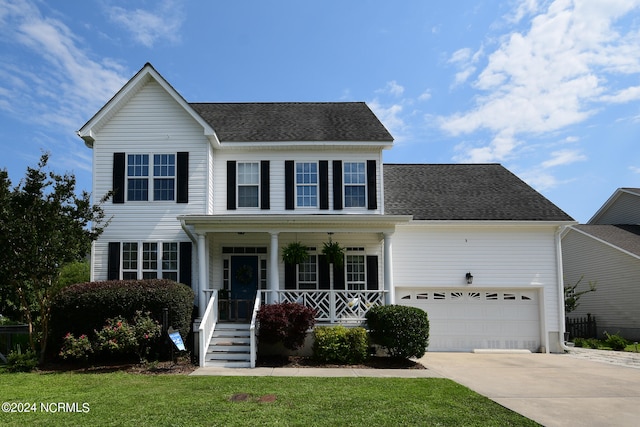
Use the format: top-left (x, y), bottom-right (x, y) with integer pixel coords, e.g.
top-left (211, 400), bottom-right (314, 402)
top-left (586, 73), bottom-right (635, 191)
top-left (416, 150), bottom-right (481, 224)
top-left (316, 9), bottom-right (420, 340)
top-left (318, 255), bottom-right (330, 290)
top-left (285, 160), bottom-right (295, 210)
top-left (179, 242), bottom-right (192, 287)
top-left (177, 152), bottom-right (189, 203)
top-left (333, 160), bottom-right (342, 210)
top-left (366, 256), bottom-right (379, 290)
top-left (333, 263), bottom-right (345, 290)
top-left (227, 161), bottom-right (236, 210)
top-left (107, 242), bottom-right (121, 280)
top-left (113, 153), bottom-right (125, 204)
top-left (367, 160), bottom-right (377, 210)
top-left (319, 160), bottom-right (329, 210)
top-left (260, 160), bottom-right (270, 210)
top-left (284, 263), bottom-right (296, 289)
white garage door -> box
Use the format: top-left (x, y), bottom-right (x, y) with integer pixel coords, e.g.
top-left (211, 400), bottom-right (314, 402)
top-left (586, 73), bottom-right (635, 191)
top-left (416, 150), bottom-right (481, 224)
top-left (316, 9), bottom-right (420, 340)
top-left (397, 289), bottom-right (540, 352)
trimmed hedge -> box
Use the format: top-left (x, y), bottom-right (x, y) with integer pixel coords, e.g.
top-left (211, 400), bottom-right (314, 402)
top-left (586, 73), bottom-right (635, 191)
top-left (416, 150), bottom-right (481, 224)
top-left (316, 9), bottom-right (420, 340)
top-left (313, 325), bottom-right (368, 364)
top-left (366, 305), bottom-right (429, 359)
top-left (50, 279), bottom-right (194, 346)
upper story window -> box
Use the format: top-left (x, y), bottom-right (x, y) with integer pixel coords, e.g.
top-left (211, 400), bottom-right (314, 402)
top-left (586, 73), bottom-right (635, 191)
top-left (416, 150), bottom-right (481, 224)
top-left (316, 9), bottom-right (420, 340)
top-left (126, 154), bottom-right (176, 201)
top-left (344, 162), bottom-right (366, 208)
top-left (296, 162), bottom-right (318, 207)
top-left (153, 154), bottom-right (175, 201)
top-left (127, 155), bottom-right (149, 201)
top-left (237, 162), bottom-right (260, 207)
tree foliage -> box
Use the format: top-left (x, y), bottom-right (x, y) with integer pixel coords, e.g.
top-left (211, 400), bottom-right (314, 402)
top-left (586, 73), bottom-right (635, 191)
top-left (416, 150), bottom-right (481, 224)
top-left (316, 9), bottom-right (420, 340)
top-left (0, 153), bottom-right (109, 363)
top-left (564, 276), bottom-right (597, 314)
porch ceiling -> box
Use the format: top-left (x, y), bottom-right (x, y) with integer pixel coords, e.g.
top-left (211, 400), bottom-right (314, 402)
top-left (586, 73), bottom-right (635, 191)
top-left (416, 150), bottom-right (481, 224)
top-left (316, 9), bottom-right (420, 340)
top-left (178, 214), bottom-right (412, 234)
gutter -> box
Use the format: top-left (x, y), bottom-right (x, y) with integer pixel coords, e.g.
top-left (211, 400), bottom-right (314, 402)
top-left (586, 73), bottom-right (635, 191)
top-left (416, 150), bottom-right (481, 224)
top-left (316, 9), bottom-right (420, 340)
top-left (556, 225), bottom-right (572, 352)
top-left (180, 219), bottom-right (198, 245)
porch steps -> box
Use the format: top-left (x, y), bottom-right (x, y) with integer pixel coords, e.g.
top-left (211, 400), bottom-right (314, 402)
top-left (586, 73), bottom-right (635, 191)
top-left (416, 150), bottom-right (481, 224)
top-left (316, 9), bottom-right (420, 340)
top-left (204, 323), bottom-right (251, 368)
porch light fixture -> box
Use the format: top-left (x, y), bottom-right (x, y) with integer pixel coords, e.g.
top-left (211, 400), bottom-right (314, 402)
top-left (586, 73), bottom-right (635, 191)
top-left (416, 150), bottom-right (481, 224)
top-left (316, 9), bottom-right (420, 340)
top-left (465, 272), bottom-right (474, 285)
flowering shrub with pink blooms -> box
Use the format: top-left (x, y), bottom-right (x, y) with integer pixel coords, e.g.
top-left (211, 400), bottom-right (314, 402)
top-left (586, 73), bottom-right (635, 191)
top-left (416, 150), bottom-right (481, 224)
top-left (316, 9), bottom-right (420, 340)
top-left (59, 311), bottom-right (162, 363)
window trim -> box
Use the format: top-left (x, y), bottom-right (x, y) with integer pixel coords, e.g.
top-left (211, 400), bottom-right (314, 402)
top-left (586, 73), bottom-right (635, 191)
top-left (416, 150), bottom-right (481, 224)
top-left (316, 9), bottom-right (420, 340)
top-left (120, 240), bottom-right (181, 280)
top-left (295, 161), bottom-right (319, 208)
top-left (236, 161), bottom-right (261, 208)
top-left (343, 161), bottom-right (367, 208)
top-left (125, 153), bottom-right (177, 202)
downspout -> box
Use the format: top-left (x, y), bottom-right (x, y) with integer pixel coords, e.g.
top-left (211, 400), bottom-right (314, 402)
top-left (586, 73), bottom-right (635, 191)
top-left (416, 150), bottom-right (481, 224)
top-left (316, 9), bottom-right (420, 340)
top-left (180, 219), bottom-right (198, 245)
top-left (556, 225), bottom-right (571, 352)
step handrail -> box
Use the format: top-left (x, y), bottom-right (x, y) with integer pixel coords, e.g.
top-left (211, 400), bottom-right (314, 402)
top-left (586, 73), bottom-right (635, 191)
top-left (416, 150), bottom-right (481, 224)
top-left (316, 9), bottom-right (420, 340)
top-left (249, 293), bottom-right (261, 368)
top-left (198, 289), bottom-right (218, 367)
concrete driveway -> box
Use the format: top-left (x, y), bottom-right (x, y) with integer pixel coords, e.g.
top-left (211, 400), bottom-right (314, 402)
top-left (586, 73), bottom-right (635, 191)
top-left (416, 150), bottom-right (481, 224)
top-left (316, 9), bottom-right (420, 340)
top-left (418, 351), bottom-right (640, 427)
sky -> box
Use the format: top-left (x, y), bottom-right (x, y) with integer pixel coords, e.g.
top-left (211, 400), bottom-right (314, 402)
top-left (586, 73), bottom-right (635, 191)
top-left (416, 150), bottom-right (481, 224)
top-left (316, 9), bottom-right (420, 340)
top-left (1, 0), bottom-right (640, 223)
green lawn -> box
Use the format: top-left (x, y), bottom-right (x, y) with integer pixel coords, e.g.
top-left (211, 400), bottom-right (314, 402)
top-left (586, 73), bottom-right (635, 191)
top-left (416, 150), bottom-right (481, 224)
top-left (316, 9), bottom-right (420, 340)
top-left (0, 373), bottom-right (538, 426)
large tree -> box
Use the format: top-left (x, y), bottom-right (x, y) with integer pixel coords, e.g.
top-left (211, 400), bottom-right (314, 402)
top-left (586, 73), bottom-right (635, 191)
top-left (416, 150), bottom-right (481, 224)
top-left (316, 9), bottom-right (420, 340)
top-left (0, 153), bottom-right (109, 363)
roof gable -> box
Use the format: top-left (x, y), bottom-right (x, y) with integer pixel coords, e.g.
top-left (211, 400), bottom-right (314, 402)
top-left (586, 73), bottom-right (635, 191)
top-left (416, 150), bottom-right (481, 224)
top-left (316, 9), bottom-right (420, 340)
top-left (189, 102), bottom-right (393, 143)
top-left (588, 188), bottom-right (640, 224)
top-left (383, 163), bottom-right (574, 221)
top-left (77, 63), bottom-right (218, 148)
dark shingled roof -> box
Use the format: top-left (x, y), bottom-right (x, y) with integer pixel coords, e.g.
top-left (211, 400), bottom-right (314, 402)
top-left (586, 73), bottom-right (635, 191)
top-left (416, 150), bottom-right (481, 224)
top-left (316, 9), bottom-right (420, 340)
top-left (572, 224), bottom-right (640, 257)
top-left (383, 164), bottom-right (574, 221)
top-left (190, 102), bottom-right (393, 142)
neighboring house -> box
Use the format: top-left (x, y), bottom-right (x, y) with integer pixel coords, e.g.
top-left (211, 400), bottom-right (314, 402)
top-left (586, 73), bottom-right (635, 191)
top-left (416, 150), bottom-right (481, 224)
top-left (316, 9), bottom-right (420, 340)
top-left (562, 188), bottom-right (640, 340)
top-left (77, 63), bottom-right (574, 367)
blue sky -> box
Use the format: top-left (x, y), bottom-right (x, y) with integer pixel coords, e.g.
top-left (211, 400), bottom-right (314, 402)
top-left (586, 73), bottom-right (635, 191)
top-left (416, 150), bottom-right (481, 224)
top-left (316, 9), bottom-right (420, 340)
top-left (1, 0), bottom-right (640, 223)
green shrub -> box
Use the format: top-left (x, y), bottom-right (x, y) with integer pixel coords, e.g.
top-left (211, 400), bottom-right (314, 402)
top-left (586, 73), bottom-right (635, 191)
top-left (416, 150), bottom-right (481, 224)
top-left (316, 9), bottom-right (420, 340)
top-left (366, 305), bottom-right (429, 359)
top-left (313, 325), bottom-right (368, 364)
top-left (572, 337), bottom-right (586, 347)
top-left (59, 311), bottom-right (162, 363)
top-left (257, 303), bottom-right (316, 350)
top-left (585, 338), bottom-right (600, 349)
top-left (50, 279), bottom-right (194, 352)
top-left (604, 332), bottom-right (628, 351)
top-left (5, 346), bottom-right (38, 372)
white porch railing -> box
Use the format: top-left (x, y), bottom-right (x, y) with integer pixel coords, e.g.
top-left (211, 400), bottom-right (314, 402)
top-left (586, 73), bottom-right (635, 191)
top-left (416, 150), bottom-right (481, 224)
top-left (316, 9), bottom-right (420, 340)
top-left (259, 290), bottom-right (386, 324)
top-left (198, 289), bottom-right (218, 367)
top-left (249, 292), bottom-right (261, 368)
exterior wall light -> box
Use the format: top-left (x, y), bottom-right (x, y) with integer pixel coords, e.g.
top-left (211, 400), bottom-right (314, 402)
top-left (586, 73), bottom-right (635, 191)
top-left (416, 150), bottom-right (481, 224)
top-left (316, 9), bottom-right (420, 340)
top-left (465, 272), bottom-right (474, 285)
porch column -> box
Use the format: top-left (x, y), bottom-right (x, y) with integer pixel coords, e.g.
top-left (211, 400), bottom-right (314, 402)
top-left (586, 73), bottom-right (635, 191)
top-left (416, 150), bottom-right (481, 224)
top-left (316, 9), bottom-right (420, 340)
top-left (383, 232), bottom-right (395, 305)
top-left (197, 233), bottom-right (207, 317)
top-left (269, 232), bottom-right (280, 304)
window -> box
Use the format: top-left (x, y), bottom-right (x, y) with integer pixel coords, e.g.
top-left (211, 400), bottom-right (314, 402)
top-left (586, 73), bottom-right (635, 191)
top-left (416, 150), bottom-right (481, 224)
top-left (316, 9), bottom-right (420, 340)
top-left (237, 162), bottom-right (259, 207)
top-left (346, 254), bottom-right (365, 290)
top-left (121, 241), bottom-right (180, 280)
top-left (298, 255), bottom-right (318, 289)
top-left (153, 154), bottom-right (175, 201)
top-left (344, 162), bottom-right (366, 207)
top-left (142, 242), bottom-right (158, 279)
top-left (162, 243), bottom-right (178, 281)
top-left (296, 162), bottom-right (317, 207)
top-left (127, 154), bottom-right (176, 201)
top-left (127, 155), bottom-right (149, 201)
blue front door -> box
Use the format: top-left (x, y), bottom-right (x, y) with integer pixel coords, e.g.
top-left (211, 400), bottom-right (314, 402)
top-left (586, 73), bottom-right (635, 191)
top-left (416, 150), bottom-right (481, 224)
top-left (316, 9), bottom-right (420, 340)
top-left (230, 256), bottom-right (259, 320)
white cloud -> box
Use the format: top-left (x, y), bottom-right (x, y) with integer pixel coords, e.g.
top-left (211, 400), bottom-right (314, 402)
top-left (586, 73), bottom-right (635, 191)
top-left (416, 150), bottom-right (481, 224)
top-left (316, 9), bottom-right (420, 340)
top-left (376, 80), bottom-right (404, 97)
top-left (630, 166), bottom-right (640, 174)
top-left (0, 0), bottom-right (129, 172)
top-left (440, 0), bottom-right (640, 163)
top-left (107, 0), bottom-right (185, 48)
top-left (369, 99), bottom-right (405, 139)
top-left (418, 90), bottom-right (432, 101)
top-left (540, 149), bottom-right (587, 168)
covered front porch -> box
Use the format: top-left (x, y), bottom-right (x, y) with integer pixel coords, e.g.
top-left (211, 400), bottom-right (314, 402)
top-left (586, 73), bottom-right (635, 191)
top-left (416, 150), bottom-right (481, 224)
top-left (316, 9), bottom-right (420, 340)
top-left (179, 214), bottom-right (411, 367)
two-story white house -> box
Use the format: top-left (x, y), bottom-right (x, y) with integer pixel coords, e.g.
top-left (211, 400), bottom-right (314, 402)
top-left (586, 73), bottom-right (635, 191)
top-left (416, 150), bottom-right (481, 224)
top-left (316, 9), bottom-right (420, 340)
top-left (78, 63), bottom-right (575, 367)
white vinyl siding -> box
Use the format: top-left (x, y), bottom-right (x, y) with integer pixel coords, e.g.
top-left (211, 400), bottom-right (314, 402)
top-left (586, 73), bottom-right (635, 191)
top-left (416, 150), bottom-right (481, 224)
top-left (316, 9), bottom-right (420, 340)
top-left (90, 80), bottom-right (207, 282)
top-left (393, 224), bottom-right (561, 334)
top-left (212, 151), bottom-right (382, 215)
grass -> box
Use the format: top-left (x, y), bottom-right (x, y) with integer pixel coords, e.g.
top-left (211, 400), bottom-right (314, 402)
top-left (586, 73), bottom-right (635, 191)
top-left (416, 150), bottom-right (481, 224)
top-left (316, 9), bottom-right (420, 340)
top-left (0, 373), bottom-right (539, 426)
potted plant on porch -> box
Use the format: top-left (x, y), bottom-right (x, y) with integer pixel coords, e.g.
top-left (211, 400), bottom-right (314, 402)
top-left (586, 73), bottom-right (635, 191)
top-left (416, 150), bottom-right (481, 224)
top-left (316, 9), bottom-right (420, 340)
top-left (322, 238), bottom-right (344, 267)
top-left (281, 242), bottom-right (310, 265)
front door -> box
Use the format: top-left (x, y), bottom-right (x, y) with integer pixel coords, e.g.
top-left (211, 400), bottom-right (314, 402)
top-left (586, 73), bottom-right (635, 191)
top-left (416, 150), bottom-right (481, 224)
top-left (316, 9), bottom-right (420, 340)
top-left (230, 256), bottom-right (259, 321)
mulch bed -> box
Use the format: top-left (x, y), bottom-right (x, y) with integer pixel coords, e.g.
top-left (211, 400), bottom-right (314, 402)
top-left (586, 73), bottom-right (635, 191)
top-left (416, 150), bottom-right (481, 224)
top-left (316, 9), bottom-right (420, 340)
top-left (257, 355), bottom-right (426, 370)
top-left (35, 355), bottom-right (424, 374)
